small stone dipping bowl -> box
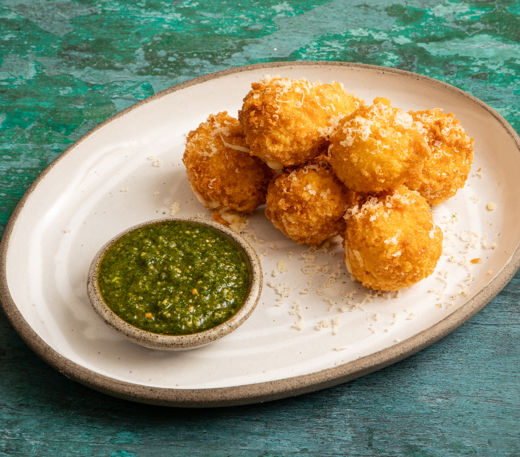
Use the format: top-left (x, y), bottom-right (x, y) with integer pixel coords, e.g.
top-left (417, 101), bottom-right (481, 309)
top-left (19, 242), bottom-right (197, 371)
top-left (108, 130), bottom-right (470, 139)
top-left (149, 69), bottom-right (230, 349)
top-left (87, 217), bottom-right (262, 351)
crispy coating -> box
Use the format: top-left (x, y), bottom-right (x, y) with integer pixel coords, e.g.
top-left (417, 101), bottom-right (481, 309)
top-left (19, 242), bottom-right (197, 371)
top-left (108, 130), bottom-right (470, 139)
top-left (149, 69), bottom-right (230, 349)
top-left (344, 188), bottom-right (366, 210)
top-left (238, 77), bottom-right (361, 170)
top-left (183, 112), bottom-right (272, 213)
top-left (329, 98), bottom-right (430, 193)
top-left (406, 109), bottom-right (474, 205)
top-left (265, 162), bottom-right (349, 246)
top-left (344, 185), bottom-right (442, 291)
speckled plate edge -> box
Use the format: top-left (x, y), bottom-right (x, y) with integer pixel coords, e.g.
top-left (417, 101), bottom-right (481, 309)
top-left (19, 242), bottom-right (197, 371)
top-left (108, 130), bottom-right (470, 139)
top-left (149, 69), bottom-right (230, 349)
top-left (1, 61), bottom-right (519, 408)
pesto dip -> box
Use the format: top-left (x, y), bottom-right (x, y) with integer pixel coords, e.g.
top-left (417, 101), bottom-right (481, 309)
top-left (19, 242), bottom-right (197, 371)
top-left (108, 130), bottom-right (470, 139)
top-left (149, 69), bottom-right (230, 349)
top-left (97, 220), bottom-right (251, 335)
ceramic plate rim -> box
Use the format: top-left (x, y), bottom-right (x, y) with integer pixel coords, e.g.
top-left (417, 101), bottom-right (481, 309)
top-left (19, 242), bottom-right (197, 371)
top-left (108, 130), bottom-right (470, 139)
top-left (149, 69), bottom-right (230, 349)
top-left (1, 61), bottom-right (519, 407)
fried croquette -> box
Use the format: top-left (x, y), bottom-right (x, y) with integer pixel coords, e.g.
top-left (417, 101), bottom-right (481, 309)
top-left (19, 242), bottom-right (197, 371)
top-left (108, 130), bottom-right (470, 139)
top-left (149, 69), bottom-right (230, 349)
top-left (406, 109), bottom-right (474, 205)
top-left (344, 185), bottom-right (442, 291)
top-left (239, 77), bottom-right (360, 170)
top-left (183, 112), bottom-right (272, 213)
top-left (265, 162), bottom-right (349, 246)
top-left (329, 98), bottom-right (430, 193)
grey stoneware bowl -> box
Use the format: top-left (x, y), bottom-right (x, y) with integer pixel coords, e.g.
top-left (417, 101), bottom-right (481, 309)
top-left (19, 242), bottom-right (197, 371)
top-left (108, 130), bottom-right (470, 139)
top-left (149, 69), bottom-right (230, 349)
top-left (87, 217), bottom-right (262, 351)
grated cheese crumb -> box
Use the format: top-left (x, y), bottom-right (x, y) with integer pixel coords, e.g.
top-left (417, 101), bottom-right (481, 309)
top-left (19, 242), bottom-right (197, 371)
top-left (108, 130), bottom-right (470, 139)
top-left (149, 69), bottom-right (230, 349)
top-left (217, 210), bottom-right (248, 232)
top-left (315, 320), bottom-right (330, 331)
top-left (147, 156), bottom-right (162, 167)
top-left (331, 317), bottom-right (340, 335)
top-left (472, 169), bottom-right (483, 179)
top-left (324, 297), bottom-right (336, 312)
top-left (266, 281), bottom-right (291, 299)
top-left (271, 260), bottom-right (288, 278)
top-left (290, 300), bottom-right (304, 331)
top-left (169, 202), bottom-right (180, 216)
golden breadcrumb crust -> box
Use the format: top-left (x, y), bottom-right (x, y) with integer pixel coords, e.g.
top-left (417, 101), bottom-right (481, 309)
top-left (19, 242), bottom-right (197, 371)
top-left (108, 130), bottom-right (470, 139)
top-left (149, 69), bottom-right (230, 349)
top-left (265, 163), bottom-right (349, 246)
top-left (329, 98), bottom-right (430, 193)
top-left (344, 185), bottom-right (443, 291)
top-left (183, 112), bottom-right (272, 213)
top-left (406, 109), bottom-right (474, 205)
top-left (239, 77), bottom-right (360, 170)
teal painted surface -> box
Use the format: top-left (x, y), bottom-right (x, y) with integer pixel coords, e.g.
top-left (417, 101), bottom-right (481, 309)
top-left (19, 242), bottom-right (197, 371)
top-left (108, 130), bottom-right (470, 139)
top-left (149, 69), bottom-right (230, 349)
top-left (1, 0), bottom-right (519, 455)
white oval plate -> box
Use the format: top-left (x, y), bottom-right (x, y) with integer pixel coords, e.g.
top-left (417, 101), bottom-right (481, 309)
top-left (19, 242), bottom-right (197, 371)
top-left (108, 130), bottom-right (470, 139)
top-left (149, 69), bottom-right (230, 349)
top-left (1, 62), bottom-right (519, 407)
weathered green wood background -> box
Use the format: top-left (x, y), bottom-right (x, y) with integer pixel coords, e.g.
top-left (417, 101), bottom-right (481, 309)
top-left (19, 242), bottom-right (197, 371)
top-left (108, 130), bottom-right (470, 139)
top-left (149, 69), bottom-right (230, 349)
top-left (1, 1), bottom-right (519, 455)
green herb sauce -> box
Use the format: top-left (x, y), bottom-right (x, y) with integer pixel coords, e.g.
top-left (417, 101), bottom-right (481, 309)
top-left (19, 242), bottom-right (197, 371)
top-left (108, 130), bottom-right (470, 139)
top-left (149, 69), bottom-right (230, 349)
top-left (97, 220), bottom-right (251, 335)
